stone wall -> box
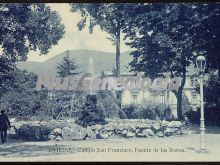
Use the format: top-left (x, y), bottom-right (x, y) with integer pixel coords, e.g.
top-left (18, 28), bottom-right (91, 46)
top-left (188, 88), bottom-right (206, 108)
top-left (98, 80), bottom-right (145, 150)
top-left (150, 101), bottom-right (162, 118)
top-left (10, 119), bottom-right (183, 141)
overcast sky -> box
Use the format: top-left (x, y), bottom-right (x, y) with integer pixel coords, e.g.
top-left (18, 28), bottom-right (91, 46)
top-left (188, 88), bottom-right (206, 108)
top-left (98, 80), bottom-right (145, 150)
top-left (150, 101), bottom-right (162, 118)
top-left (27, 3), bottom-right (131, 62)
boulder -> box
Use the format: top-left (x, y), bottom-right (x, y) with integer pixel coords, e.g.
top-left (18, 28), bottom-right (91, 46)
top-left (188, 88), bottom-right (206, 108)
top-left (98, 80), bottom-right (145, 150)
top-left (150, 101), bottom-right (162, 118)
top-left (70, 127), bottom-right (87, 140)
top-left (62, 127), bottom-right (72, 140)
top-left (54, 135), bottom-right (63, 141)
top-left (129, 125), bottom-right (136, 132)
top-left (151, 123), bottom-right (161, 132)
top-left (86, 127), bottom-right (96, 139)
top-left (12, 122), bottom-right (23, 132)
top-left (156, 131), bottom-right (164, 137)
top-left (121, 129), bottom-right (128, 136)
top-left (90, 124), bottom-right (103, 131)
top-left (161, 120), bottom-right (170, 127)
top-left (104, 123), bottom-right (117, 131)
top-left (143, 129), bottom-right (154, 137)
top-left (96, 130), bottom-right (109, 139)
top-left (136, 132), bottom-right (146, 137)
top-left (135, 128), bottom-right (141, 134)
top-left (108, 131), bottom-right (114, 136)
top-left (164, 128), bottom-right (173, 136)
top-left (168, 121), bottom-right (182, 128)
top-left (138, 123), bottom-right (152, 129)
top-left (48, 134), bottom-right (56, 140)
top-left (126, 131), bottom-right (135, 138)
top-left (52, 128), bottom-right (62, 136)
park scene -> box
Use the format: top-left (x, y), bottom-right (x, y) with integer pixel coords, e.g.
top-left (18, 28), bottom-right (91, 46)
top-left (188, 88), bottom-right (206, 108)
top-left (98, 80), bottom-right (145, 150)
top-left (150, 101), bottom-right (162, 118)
top-left (0, 3), bottom-right (220, 162)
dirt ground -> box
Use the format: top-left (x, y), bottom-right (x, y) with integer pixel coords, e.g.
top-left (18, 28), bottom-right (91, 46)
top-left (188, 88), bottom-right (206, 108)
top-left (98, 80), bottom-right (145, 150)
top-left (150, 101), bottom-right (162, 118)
top-left (1, 125), bottom-right (220, 162)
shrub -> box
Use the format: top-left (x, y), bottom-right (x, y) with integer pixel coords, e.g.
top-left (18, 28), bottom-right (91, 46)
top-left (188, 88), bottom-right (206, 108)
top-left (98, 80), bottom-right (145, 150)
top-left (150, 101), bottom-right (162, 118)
top-left (141, 105), bottom-right (157, 120)
top-left (17, 124), bottom-right (52, 141)
top-left (120, 103), bottom-right (176, 121)
top-left (119, 105), bottom-right (136, 119)
top-left (75, 95), bottom-right (107, 127)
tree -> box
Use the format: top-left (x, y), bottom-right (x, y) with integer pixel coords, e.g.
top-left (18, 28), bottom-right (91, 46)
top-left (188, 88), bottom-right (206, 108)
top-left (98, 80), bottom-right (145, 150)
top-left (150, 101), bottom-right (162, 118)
top-left (57, 50), bottom-right (79, 78)
top-left (0, 57), bottom-right (15, 96)
top-left (0, 3), bottom-right (65, 62)
top-left (122, 3), bottom-right (220, 120)
top-left (56, 50), bottom-right (79, 119)
top-left (70, 3), bottom-right (131, 77)
top-left (0, 3), bottom-right (65, 96)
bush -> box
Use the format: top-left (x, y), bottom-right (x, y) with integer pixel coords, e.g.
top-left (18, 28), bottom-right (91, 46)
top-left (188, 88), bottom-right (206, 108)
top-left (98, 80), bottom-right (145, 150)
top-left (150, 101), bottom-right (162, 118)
top-left (17, 124), bottom-right (52, 141)
top-left (119, 105), bottom-right (136, 119)
top-left (185, 105), bottom-right (220, 126)
top-left (75, 95), bottom-right (107, 127)
top-left (120, 104), bottom-right (175, 121)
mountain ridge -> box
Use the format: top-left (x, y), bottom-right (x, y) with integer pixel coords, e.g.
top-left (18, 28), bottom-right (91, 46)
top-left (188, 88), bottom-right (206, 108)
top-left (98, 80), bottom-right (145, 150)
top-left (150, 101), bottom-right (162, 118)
top-left (16, 49), bottom-right (133, 75)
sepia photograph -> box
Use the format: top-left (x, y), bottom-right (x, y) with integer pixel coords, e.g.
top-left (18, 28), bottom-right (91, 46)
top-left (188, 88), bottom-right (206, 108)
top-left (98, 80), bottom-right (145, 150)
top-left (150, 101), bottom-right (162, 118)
top-left (0, 2), bottom-right (220, 163)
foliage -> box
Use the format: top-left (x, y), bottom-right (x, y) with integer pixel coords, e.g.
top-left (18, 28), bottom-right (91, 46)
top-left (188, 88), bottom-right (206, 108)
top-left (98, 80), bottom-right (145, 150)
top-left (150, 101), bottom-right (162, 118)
top-left (75, 95), bottom-right (107, 127)
top-left (122, 3), bottom-right (220, 120)
top-left (57, 50), bottom-right (79, 78)
top-left (17, 124), bottom-right (52, 141)
top-left (203, 73), bottom-right (220, 106)
top-left (70, 3), bottom-right (131, 77)
top-left (0, 69), bottom-right (60, 119)
top-left (119, 105), bottom-right (136, 119)
top-left (0, 57), bottom-right (16, 96)
top-left (185, 106), bottom-right (220, 126)
top-left (120, 104), bottom-right (175, 121)
top-left (0, 3), bottom-right (65, 62)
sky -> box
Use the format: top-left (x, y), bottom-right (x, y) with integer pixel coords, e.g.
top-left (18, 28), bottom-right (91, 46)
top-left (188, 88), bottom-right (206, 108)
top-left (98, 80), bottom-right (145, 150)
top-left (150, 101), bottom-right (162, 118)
top-left (27, 3), bottom-right (131, 62)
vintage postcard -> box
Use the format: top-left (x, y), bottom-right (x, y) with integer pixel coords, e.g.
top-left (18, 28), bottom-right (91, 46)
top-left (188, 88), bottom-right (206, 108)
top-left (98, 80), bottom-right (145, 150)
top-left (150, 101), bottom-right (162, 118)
top-left (0, 2), bottom-right (220, 162)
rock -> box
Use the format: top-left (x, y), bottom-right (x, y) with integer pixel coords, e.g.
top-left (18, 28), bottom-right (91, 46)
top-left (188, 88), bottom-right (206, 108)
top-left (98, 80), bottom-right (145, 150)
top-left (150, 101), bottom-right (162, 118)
top-left (151, 123), bottom-right (161, 132)
top-left (164, 128), bottom-right (173, 136)
top-left (96, 130), bottom-right (109, 139)
top-left (12, 123), bottom-right (23, 132)
top-left (169, 121), bottom-right (182, 128)
top-left (136, 132), bottom-right (146, 137)
top-left (54, 135), bottom-right (62, 141)
top-left (156, 131), bottom-right (164, 137)
top-left (86, 127), bottom-right (96, 139)
top-left (104, 124), bottom-right (117, 131)
top-left (126, 131), bottom-right (135, 138)
top-left (108, 131), bottom-right (113, 136)
top-left (90, 124), bottom-right (103, 131)
top-left (48, 134), bottom-right (56, 140)
top-left (10, 118), bottom-right (16, 123)
top-left (121, 129), bottom-right (128, 136)
top-left (143, 129), bottom-right (154, 136)
top-left (62, 127), bottom-right (72, 140)
top-left (161, 120), bottom-right (170, 127)
top-left (138, 123), bottom-right (152, 129)
top-left (52, 128), bottom-right (62, 136)
top-left (71, 127), bottom-right (87, 140)
top-left (129, 125), bottom-right (136, 132)
top-left (135, 128), bottom-right (141, 134)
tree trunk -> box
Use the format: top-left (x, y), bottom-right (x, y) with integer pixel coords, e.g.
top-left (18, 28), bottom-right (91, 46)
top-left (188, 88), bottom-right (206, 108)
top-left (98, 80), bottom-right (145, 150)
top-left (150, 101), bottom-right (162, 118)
top-left (115, 28), bottom-right (120, 78)
top-left (176, 90), bottom-right (183, 120)
top-left (172, 68), bottom-right (186, 121)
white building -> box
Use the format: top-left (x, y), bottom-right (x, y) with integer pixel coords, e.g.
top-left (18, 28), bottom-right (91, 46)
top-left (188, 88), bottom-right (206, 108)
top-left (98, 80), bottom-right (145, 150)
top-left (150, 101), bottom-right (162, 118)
top-left (104, 71), bottom-right (200, 117)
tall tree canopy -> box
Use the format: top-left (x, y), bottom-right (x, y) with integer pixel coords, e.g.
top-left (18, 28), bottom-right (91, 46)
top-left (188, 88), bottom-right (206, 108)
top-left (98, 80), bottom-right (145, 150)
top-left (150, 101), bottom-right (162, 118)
top-left (123, 3), bottom-right (220, 120)
top-left (0, 3), bottom-right (65, 62)
top-left (70, 3), bottom-right (132, 77)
